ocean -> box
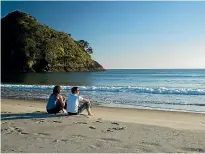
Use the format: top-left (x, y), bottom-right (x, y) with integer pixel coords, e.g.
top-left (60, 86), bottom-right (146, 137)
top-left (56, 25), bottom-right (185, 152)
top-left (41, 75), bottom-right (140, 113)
top-left (1, 69), bottom-right (205, 113)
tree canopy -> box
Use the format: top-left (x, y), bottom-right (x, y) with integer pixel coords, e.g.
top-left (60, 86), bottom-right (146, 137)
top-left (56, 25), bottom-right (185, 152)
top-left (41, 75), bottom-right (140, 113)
top-left (78, 40), bottom-right (93, 54)
top-left (1, 10), bottom-right (105, 73)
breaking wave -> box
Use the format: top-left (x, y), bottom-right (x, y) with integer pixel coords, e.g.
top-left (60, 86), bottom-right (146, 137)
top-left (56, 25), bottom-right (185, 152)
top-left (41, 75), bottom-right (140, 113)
top-left (1, 84), bottom-right (205, 96)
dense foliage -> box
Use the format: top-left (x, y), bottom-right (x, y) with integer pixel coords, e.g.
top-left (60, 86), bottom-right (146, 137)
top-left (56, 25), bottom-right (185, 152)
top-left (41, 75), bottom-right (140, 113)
top-left (1, 10), bottom-right (105, 73)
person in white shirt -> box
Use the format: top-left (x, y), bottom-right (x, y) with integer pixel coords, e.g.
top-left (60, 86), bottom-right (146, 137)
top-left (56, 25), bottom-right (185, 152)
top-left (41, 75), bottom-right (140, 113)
top-left (67, 87), bottom-right (94, 116)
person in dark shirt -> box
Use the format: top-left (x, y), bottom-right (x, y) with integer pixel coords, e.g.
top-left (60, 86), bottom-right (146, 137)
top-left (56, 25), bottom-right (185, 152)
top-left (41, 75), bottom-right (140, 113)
top-left (46, 85), bottom-right (67, 114)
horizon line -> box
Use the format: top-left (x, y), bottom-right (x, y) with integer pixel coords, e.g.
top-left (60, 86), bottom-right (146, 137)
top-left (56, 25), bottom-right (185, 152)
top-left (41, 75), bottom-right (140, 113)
top-left (105, 68), bottom-right (205, 70)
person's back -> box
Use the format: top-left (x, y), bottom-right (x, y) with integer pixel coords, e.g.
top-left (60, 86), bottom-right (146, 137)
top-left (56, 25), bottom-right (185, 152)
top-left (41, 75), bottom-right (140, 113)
top-left (46, 85), bottom-right (67, 114)
top-left (67, 93), bottom-right (83, 113)
top-left (46, 94), bottom-right (57, 110)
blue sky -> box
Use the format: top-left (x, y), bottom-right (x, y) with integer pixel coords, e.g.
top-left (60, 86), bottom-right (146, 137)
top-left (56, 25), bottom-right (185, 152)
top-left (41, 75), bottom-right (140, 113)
top-left (1, 1), bottom-right (205, 69)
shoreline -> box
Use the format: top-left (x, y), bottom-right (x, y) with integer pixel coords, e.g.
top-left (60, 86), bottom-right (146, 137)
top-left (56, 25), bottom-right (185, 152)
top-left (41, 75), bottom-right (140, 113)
top-left (1, 98), bottom-right (205, 152)
top-left (1, 98), bottom-right (205, 130)
top-left (2, 97), bottom-right (205, 115)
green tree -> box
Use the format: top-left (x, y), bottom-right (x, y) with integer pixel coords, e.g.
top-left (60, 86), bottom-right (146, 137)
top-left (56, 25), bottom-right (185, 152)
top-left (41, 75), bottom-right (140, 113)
top-left (78, 40), bottom-right (93, 54)
top-left (1, 10), bottom-right (104, 73)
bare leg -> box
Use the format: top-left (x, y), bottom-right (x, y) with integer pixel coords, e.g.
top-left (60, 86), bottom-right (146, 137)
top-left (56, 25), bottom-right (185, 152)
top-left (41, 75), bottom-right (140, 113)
top-left (59, 103), bottom-right (67, 113)
top-left (56, 95), bottom-right (66, 113)
top-left (78, 102), bottom-right (94, 116)
top-left (86, 107), bottom-right (94, 116)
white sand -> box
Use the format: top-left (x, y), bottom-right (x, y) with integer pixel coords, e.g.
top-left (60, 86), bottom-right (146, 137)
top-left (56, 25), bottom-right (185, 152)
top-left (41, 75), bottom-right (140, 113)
top-left (1, 99), bottom-right (205, 153)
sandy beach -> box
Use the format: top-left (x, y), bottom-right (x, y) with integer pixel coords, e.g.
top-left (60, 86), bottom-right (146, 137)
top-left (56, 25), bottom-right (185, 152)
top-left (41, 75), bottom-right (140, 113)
top-left (1, 99), bottom-right (205, 153)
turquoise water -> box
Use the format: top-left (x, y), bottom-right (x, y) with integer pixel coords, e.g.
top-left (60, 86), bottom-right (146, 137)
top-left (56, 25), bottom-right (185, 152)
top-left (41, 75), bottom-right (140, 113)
top-left (1, 69), bottom-right (205, 112)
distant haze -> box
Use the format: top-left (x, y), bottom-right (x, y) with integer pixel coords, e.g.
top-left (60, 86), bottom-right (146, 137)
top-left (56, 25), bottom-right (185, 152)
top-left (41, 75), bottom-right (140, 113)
top-left (1, 1), bottom-right (205, 69)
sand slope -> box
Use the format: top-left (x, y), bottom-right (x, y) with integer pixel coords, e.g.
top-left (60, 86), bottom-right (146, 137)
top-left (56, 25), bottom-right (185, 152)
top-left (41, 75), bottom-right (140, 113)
top-left (1, 99), bottom-right (205, 153)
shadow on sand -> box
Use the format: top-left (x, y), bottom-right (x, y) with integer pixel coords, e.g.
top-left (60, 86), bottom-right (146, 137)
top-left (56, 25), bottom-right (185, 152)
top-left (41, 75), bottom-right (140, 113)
top-left (1, 112), bottom-right (88, 121)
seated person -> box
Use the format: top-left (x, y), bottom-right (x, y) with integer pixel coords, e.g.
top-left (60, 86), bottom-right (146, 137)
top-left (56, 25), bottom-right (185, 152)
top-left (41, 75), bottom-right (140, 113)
top-left (46, 85), bottom-right (67, 114)
top-left (67, 87), bottom-right (94, 116)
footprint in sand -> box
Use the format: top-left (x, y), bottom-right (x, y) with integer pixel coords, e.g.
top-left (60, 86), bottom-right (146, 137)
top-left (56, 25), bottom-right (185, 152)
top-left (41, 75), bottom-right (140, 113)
top-left (111, 122), bottom-right (120, 125)
top-left (51, 120), bottom-right (62, 123)
top-left (33, 132), bottom-right (51, 138)
top-left (35, 120), bottom-right (45, 124)
top-left (20, 132), bottom-right (29, 135)
top-left (74, 122), bottom-right (88, 124)
top-left (35, 119), bottom-right (46, 123)
top-left (95, 120), bottom-right (102, 123)
top-left (71, 134), bottom-right (87, 138)
top-left (104, 126), bottom-right (126, 132)
top-left (61, 139), bottom-right (69, 142)
top-left (14, 127), bottom-right (29, 135)
top-left (141, 141), bottom-right (160, 147)
top-left (14, 127), bottom-right (23, 132)
top-left (106, 129), bottom-right (114, 132)
top-left (112, 127), bottom-right (126, 130)
top-left (89, 126), bottom-right (96, 129)
top-left (44, 120), bottom-right (63, 124)
top-left (32, 118), bottom-right (45, 124)
top-left (1, 128), bottom-right (13, 134)
top-left (37, 132), bottom-right (51, 136)
top-left (53, 139), bottom-right (60, 142)
top-left (6, 126), bottom-right (29, 135)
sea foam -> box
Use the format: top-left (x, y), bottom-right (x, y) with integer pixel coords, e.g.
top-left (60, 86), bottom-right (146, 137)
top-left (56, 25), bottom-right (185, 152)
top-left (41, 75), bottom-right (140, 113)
top-left (1, 84), bottom-right (205, 96)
